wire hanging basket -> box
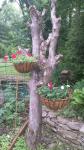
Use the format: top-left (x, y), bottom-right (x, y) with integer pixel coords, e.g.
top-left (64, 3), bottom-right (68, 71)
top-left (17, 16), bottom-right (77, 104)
top-left (14, 62), bottom-right (37, 73)
top-left (40, 96), bottom-right (69, 110)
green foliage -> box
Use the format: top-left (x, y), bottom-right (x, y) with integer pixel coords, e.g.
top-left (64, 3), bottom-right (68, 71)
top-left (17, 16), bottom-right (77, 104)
top-left (0, 135), bottom-right (27, 150)
top-left (71, 88), bottom-right (84, 105)
top-left (59, 87), bottom-right (84, 120)
top-left (64, 12), bottom-right (84, 80)
top-left (0, 135), bottom-right (46, 150)
top-left (73, 79), bottom-right (84, 90)
top-left (11, 55), bottom-right (37, 64)
top-left (59, 105), bottom-right (78, 119)
top-left (0, 134), bottom-right (10, 150)
top-left (70, 88), bottom-right (84, 119)
top-left (13, 136), bottom-right (27, 150)
top-left (37, 144), bottom-right (46, 150)
top-left (38, 85), bottom-right (69, 100)
top-left (0, 84), bottom-right (26, 126)
top-left (51, 65), bottom-right (63, 85)
top-left (0, 2), bottom-right (30, 57)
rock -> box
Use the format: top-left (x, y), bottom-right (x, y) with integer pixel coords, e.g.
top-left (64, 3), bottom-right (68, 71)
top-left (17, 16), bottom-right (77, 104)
top-left (57, 116), bottom-right (69, 124)
top-left (42, 110), bottom-right (48, 118)
top-left (48, 111), bottom-right (57, 118)
top-left (48, 143), bottom-right (56, 149)
top-left (67, 122), bottom-right (83, 131)
top-left (80, 125), bottom-right (84, 134)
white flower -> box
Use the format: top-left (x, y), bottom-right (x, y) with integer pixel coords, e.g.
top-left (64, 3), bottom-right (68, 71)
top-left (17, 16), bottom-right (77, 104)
top-left (66, 84), bottom-right (70, 88)
top-left (7, 135), bottom-right (10, 138)
top-left (61, 85), bottom-right (64, 90)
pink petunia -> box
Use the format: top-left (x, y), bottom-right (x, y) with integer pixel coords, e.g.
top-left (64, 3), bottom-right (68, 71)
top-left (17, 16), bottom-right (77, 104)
top-left (4, 55), bottom-right (9, 62)
top-left (16, 50), bottom-right (22, 55)
top-left (27, 53), bottom-right (32, 57)
top-left (48, 81), bottom-right (53, 90)
top-left (11, 53), bottom-right (17, 59)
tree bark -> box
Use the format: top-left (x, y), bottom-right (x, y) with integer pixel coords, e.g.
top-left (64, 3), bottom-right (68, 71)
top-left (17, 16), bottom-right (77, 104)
top-left (26, 72), bottom-right (42, 150)
top-left (26, 0), bottom-right (62, 149)
top-left (26, 6), bottom-right (42, 150)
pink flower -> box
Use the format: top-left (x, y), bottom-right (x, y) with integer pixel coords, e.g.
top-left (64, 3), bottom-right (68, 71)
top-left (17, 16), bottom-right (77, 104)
top-left (4, 55), bottom-right (9, 61)
top-left (16, 50), bottom-right (22, 55)
top-left (11, 53), bottom-right (17, 59)
top-left (48, 81), bottom-right (53, 90)
top-left (27, 53), bottom-right (32, 57)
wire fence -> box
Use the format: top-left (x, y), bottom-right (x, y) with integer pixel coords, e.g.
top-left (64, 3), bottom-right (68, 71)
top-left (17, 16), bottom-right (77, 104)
top-left (0, 61), bottom-right (29, 102)
top-left (0, 59), bottom-right (30, 127)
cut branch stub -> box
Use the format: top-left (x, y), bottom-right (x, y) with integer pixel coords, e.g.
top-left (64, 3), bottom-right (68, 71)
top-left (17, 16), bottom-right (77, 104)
top-left (29, 6), bottom-right (41, 19)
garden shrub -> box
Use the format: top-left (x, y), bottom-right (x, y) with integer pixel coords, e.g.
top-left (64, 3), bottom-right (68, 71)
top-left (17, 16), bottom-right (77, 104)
top-left (0, 83), bottom-right (27, 126)
top-left (59, 87), bottom-right (84, 120)
top-left (73, 79), bottom-right (84, 90)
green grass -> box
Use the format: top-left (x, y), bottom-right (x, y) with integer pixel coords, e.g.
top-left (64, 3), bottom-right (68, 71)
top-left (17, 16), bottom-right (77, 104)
top-left (0, 62), bottom-right (18, 75)
top-left (0, 59), bottom-right (30, 80)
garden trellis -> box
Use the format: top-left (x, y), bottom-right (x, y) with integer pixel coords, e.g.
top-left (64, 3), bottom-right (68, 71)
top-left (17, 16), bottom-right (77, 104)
top-left (0, 59), bottom-right (29, 128)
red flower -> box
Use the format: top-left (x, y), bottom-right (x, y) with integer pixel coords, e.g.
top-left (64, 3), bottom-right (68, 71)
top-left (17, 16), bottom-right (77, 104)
top-left (48, 81), bottom-right (53, 90)
top-left (27, 53), bottom-right (32, 57)
top-left (11, 53), bottom-right (17, 59)
top-left (16, 50), bottom-right (22, 55)
top-left (4, 55), bottom-right (9, 62)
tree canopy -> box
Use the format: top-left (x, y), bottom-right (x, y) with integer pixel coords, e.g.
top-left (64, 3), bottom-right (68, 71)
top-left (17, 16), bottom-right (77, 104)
top-left (0, 0), bottom-right (84, 80)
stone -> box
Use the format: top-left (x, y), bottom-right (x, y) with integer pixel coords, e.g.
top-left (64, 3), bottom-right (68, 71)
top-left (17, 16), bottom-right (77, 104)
top-left (42, 110), bottom-right (48, 118)
top-left (57, 116), bottom-right (69, 124)
top-left (46, 118), bottom-right (55, 127)
top-left (80, 125), bottom-right (84, 134)
top-left (48, 143), bottom-right (56, 149)
top-left (67, 122), bottom-right (83, 131)
top-left (48, 111), bottom-right (57, 118)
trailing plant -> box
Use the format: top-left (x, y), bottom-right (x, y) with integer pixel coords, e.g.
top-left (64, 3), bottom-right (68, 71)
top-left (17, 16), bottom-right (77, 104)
top-left (38, 84), bottom-right (70, 100)
top-left (11, 54), bottom-right (37, 64)
top-left (4, 49), bottom-right (37, 64)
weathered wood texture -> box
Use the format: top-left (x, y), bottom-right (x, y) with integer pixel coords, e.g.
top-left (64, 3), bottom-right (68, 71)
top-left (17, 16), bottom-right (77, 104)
top-left (42, 107), bottom-right (84, 150)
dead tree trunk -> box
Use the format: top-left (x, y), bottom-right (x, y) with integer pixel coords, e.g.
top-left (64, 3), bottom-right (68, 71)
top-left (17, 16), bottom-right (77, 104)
top-left (25, 0), bottom-right (63, 149)
top-left (26, 6), bottom-right (42, 150)
top-left (26, 72), bottom-right (42, 150)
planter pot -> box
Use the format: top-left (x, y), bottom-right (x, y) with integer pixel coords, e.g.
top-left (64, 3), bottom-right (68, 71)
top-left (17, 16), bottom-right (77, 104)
top-left (40, 97), bottom-right (69, 110)
top-left (14, 62), bottom-right (37, 73)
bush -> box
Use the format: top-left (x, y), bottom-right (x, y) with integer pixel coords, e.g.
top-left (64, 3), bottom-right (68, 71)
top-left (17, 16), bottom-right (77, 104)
top-left (0, 83), bottom-right (26, 126)
top-left (73, 79), bottom-right (84, 90)
top-left (71, 88), bottom-right (84, 105)
top-left (59, 88), bottom-right (84, 120)
top-left (70, 88), bottom-right (84, 119)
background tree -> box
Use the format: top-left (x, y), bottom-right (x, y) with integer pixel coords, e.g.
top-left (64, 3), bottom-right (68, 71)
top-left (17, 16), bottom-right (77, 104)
top-left (0, 1), bottom-right (30, 57)
top-left (63, 0), bottom-right (84, 81)
top-left (52, 0), bottom-right (84, 83)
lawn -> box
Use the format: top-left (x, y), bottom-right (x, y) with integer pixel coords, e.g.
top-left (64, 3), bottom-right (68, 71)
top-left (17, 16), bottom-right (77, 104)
top-left (0, 59), bottom-right (30, 81)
